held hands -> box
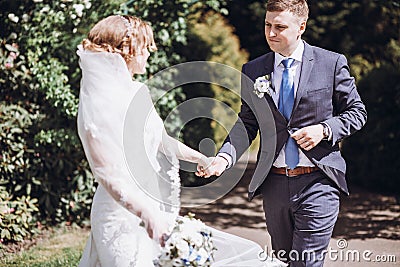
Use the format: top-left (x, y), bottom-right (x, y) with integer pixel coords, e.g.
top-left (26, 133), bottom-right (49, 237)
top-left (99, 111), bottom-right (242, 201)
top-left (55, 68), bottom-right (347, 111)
top-left (197, 155), bottom-right (214, 171)
top-left (195, 156), bottom-right (228, 178)
top-left (194, 124), bottom-right (325, 178)
top-left (194, 124), bottom-right (324, 179)
top-left (291, 124), bottom-right (324, 151)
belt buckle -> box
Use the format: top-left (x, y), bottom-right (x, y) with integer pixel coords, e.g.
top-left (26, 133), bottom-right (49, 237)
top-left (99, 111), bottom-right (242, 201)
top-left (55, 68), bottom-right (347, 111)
top-left (285, 167), bottom-right (296, 177)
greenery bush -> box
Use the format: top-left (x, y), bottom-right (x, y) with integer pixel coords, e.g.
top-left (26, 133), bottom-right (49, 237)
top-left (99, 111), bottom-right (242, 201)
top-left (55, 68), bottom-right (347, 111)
top-left (1, 0), bottom-right (228, 245)
top-left (1, 0), bottom-right (102, 230)
top-left (176, 10), bottom-right (249, 185)
top-left (191, 11), bottom-right (249, 148)
top-left (0, 186), bottom-right (38, 245)
top-left (342, 47), bottom-right (400, 193)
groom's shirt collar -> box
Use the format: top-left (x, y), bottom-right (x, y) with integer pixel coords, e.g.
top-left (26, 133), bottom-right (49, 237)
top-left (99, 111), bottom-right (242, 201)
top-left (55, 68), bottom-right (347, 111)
top-left (274, 40), bottom-right (304, 67)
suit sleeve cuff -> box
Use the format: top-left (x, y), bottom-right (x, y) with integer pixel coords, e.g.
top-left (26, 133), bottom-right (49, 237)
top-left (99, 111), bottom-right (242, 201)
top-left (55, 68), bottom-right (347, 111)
top-left (217, 153), bottom-right (232, 169)
top-left (321, 122), bottom-right (333, 141)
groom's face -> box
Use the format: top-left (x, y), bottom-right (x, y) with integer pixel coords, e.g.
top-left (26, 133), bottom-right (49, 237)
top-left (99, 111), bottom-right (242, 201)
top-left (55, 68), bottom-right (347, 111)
top-left (265, 10), bottom-right (306, 56)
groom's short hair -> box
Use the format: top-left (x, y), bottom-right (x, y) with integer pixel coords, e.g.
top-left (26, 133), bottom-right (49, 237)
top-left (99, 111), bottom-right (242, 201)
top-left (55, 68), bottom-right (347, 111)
top-left (266, 0), bottom-right (309, 20)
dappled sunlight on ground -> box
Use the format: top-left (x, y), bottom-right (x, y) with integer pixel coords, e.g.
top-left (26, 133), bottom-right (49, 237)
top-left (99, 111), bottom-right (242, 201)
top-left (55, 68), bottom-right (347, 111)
top-left (334, 187), bottom-right (400, 240)
top-left (183, 163), bottom-right (400, 240)
top-left (182, 162), bottom-right (400, 266)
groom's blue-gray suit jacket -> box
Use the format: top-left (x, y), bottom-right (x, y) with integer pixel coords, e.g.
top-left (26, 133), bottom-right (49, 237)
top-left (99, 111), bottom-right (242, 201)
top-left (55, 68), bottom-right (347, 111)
top-left (219, 41), bottom-right (367, 200)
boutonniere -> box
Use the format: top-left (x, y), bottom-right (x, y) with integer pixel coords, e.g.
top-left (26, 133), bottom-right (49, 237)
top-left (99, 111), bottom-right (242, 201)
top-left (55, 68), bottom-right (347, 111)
top-left (253, 74), bottom-right (273, 98)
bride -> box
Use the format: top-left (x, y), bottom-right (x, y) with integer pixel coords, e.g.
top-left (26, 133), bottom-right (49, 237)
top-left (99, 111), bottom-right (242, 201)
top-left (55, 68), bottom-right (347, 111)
top-left (77, 15), bottom-right (285, 267)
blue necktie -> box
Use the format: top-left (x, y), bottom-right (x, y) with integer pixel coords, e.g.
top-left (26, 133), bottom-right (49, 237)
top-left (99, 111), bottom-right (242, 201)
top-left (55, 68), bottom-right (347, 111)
top-left (278, 58), bottom-right (299, 169)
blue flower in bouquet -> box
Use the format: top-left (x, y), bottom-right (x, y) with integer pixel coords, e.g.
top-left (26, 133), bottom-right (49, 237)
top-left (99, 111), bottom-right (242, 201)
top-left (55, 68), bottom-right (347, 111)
top-left (155, 213), bottom-right (216, 267)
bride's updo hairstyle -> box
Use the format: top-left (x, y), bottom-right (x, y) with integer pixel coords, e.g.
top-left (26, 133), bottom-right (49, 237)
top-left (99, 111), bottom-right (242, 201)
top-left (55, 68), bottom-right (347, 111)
top-left (82, 15), bottom-right (157, 63)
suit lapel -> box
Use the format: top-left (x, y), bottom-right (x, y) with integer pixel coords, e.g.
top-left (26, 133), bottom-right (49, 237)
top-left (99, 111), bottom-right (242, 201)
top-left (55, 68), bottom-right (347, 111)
top-left (249, 53), bottom-right (274, 114)
top-left (249, 53), bottom-right (287, 125)
top-left (292, 42), bottom-right (314, 116)
top-left (248, 53), bottom-right (286, 195)
top-left (264, 53), bottom-right (274, 74)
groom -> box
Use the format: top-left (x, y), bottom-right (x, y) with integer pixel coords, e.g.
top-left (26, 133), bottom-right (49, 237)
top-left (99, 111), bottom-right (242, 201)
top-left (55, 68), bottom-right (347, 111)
top-left (199, 0), bottom-right (367, 266)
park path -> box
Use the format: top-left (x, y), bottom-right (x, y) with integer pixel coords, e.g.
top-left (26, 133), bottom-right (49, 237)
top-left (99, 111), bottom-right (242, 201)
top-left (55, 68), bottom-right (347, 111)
top-left (182, 155), bottom-right (400, 266)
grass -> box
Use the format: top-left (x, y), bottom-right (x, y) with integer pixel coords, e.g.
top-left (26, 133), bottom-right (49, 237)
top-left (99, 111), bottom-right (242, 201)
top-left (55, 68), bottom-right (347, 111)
top-left (0, 227), bottom-right (89, 267)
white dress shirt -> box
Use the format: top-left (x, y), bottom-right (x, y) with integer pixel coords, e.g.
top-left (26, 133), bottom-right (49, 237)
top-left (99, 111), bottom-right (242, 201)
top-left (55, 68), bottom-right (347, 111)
top-left (271, 41), bottom-right (315, 168)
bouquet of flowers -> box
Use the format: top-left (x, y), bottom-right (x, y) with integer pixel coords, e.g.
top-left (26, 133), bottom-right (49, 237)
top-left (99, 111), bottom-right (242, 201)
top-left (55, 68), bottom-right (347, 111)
top-left (155, 213), bottom-right (216, 267)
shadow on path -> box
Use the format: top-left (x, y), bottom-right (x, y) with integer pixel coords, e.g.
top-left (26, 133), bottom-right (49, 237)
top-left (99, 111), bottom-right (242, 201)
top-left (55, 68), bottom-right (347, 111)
top-left (334, 186), bottom-right (400, 240)
top-left (182, 163), bottom-right (400, 241)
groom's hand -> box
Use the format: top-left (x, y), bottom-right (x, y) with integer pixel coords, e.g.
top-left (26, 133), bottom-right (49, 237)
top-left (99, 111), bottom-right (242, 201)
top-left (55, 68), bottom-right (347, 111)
top-left (291, 124), bottom-right (324, 151)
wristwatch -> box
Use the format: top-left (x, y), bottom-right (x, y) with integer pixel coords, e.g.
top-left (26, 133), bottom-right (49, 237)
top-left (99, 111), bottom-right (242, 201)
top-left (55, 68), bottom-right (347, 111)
top-left (322, 123), bottom-right (329, 139)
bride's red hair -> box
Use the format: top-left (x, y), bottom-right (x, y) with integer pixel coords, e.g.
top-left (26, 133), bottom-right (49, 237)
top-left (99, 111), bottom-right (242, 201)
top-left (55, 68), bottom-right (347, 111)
top-left (82, 15), bottom-right (157, 63)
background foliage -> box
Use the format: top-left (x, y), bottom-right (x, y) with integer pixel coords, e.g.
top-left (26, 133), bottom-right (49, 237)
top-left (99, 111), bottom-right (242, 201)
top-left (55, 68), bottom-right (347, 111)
top-left (177, 10), bottom-right (249, 185)
top-left (0, 0), bottom-right (227, 243)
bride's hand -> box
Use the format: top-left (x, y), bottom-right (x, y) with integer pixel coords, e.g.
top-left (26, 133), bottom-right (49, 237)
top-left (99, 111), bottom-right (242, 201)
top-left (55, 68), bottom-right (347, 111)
top-left (195, 156), bottom-right (213, 177)
top-left (198, 155), bottom-right (213, 169)
top-left (141, 211), bottom-right (171, 246)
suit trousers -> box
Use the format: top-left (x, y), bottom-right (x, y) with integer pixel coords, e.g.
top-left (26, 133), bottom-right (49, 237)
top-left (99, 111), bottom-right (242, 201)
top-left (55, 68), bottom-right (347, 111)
top-left (260, 171), bottom-right (340, 267)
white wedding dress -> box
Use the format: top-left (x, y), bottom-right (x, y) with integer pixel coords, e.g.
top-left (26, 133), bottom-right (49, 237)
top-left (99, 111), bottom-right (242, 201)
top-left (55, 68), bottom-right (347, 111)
top-left (76, 46), bottom-right (285, 267)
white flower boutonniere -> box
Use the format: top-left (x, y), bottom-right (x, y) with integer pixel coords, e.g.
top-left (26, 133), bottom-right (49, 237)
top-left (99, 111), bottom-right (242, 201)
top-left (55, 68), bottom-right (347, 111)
top-left (253, 74), bottom-right (273, 98)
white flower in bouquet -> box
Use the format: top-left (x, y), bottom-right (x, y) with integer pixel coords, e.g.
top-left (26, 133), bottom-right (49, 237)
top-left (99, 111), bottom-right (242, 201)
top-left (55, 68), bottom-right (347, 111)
top-left (175, 239), bottom-right (190, 257)
top-left (155, 213), bottom-right (216, 267)
top-left (191, 232), bottom-right (204, 247)
top-left (196, 248), bottom-right (209, 265)
top-left (180, 218), bottom-right (204, 236)
top-left (253, 74), bottom-right (273, 98)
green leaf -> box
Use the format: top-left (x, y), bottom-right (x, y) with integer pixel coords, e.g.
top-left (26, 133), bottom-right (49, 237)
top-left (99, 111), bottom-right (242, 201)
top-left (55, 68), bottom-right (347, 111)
top-left (5, 44), bottom-right (18, 53)
top-left (14, 184), bottom-right (22, 192)
top-left (1, 229), bottom-right (11, 239)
